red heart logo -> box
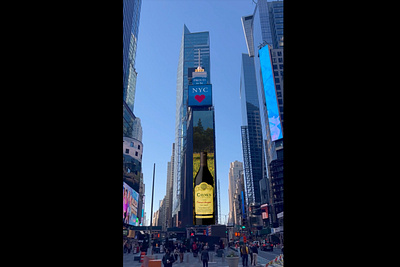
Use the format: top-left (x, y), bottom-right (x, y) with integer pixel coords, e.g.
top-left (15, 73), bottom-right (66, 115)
top-left (195, 95), bottom-right (205, 103)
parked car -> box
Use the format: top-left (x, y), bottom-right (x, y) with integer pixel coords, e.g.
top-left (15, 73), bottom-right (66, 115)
top-left (261, 241), bottom-right (274, 251)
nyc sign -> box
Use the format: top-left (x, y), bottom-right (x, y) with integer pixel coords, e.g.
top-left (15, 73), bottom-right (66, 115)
top-left (188, 84), bottom-right (212, 107)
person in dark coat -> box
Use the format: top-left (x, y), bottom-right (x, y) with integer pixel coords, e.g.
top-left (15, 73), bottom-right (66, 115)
top-left (200, 246), bottom-right (210, 267)
top-left (251, 244), bottom-right (258, 266)
top-left (162, 248), bottom-right (175, 267)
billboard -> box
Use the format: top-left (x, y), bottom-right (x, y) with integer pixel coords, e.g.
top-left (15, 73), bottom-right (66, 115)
top-left (123, 181), bottom-right (139, 226)
top-left (192, 110), bottom-right (216, 224)
top-left (259, 45), bottom-right (283, 141)
top-left (188, 84), bottom-right (212, 107)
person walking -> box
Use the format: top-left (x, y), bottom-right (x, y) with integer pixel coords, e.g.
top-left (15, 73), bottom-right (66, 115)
top-left (126, 241), bottom-right (132, 254)
top-left (251, 243), bottom-right (258, 266)
top-left (162, 248), bottom-right (175, 267)
top-left (179, 244), bottom-right (185, 263)
top-left (248, 244), bottom-right (253, 265)
top-left (201, 246), bottom-right (210, 267)
top-left (240, 243), bottom-right (249, 267)
top-left (192, 242), bottom-right (198, 257)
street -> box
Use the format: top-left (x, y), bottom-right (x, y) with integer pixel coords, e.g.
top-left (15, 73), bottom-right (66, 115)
top-left (123, 247), bottom-right (283, 267)
top-left (258, 249), bottom-right (282, 262)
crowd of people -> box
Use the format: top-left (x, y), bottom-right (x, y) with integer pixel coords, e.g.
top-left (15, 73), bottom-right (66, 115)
top-left (125, 237), bottom-right (283, 267)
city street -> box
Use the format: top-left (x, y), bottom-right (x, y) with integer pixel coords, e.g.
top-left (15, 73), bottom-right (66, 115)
top-left (123, 247), bottom-right (283, 267)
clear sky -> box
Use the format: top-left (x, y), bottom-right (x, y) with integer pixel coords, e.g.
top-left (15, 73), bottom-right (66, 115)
top-left (134, 0), bottom-right (257, 225)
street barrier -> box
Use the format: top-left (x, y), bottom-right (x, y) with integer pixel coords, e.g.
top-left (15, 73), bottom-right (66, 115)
top-left (265, 254), bottom-right (283, 266)
top-left (140, 251), bottom-right (146, 263)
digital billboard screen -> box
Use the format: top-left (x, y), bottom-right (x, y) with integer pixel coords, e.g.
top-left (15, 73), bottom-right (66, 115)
top-left (123, 181), bottom-right (139, 226)
top-left (188, 84), bottom-right (212, 107)
top-left (259, 45), bottom-right (283, 141)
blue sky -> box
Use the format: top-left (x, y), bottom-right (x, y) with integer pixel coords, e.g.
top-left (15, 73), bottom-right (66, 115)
top-left (134, 0), bottom-right (257, 225)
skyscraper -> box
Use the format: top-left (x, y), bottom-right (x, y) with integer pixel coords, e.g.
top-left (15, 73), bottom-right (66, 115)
top-left (240, 52), bottom-right (266, 207)
top-left (123, 0), bottom-right (142, 113)
top-left (242, 0), bottom-right (284, 229)
top-left (123, 0), bottom-right (142, 139)
top-left (123, 0), bottom-right (143, 229)
top-left (228, 161), bottom-right (244, 225)
top-left (172, 25), bottom-right (211, 227)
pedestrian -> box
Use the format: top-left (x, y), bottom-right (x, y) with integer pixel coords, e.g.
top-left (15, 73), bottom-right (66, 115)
top-left (249, 244), bottom-right (253, 264)
top-left (251, 243), bottom-right (258, 266)
top-left (201, 246), bottom-right (210, 267)
top-left (162, 248), bottom-right (175, 267)
top-left (174, 246), bottom-right (179, 262)
top-left (179, 244), bottom-right (185, 263)
top-left (192, 242), bottom-right (198, 257)
top-left (127, 241), bottom-right (132, 254)
top-left (240, 243), bottom-right (249, 267)
top-left (123, 240), bottom-right (127, 253)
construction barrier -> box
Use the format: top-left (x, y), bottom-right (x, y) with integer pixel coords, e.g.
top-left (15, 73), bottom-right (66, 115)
top-left (140, 251), bottom-right (146, 263)
top-left (265, 254), bottom-right (283, 266)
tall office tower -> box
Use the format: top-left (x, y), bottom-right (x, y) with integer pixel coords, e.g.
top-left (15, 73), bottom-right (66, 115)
top-left (172, 25), bottom-right (211, 227)
top-left (123, 0), bottom-right (142, 114)
top-left (240, 52), bottom-right (266, 207)
top-left (244, 0), bottom-right (284, 228)
top-left (165, 143), bottom-right (175, 229)
top-left (257, 0), bottom-right (283, 49)
top-left (228, 161), bottom-right (244, 224)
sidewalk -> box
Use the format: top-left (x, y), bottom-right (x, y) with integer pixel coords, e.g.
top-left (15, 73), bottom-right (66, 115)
top-left (123, 248), bottom-right (275, 267)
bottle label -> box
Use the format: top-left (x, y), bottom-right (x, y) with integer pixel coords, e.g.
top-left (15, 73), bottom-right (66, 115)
top-left (194, 182), bottom-right (214, 218)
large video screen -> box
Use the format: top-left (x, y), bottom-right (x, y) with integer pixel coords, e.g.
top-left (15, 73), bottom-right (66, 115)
top-left (259, 45), bottom-right (283, 141)
top-left (188, 84), bottom-right (212, 107)
top-left (192, 110), bottom-right (215, 180)
top-left (123, 181), bottom-right (139, 226)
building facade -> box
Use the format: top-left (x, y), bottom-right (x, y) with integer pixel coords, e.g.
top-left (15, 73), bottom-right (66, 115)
top-left (240, 52), bottom-right (266, 207)
top-left (123, 0), bottom-right (144, 229)
top-left (228, 161), bottom-right (244, 225)
top-left (172, 25), bottom-right (211, 227)
top-left (123, 0), bottom-right (142, 113)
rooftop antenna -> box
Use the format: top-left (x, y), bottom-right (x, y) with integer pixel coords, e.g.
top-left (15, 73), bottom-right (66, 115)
top-left (195, 49), bottom-right (204, 72)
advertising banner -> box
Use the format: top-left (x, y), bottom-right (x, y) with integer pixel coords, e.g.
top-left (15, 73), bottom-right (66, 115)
top-left (259, 45), bottom-right (283, 141)
top-left (188, 84), bottom-right (212, 107)
top-left (123, 181), bottom-right (139, 226)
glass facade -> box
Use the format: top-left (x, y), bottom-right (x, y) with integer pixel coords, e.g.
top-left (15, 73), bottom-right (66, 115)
top-left (173, 25), bottom-right (210, 222)
top-left (123, 0), bottom-right (142, 113)
top-left (240, 53), bottom-right (265, 205)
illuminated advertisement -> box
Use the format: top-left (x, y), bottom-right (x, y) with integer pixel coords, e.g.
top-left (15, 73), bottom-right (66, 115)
top-left (192, 110), bottom-right (215, 224)
top-left (188, 84), bottom-right (212, 107)
top-left (261, 203), bottom-right (269, 219)
top-left (259, 45), bottom-right (283, 141)
top-left (192, 110), bottom-right (215, 180)
top-left (123, 181), bottom-right (139, 226)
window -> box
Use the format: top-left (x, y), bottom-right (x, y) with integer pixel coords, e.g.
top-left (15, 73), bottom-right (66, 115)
top-left (138, 145), bottom-right (141, 150)
top-left (135, 151), bottom-right (138, 156)
top-left (130, 142), bottom-right (134, 147)
top-left (275, 77), bottom-right (280, 83)
top-left (125, 149), bottom-right (129, 154)
top-left (273, 64), bottom-right (277, 70)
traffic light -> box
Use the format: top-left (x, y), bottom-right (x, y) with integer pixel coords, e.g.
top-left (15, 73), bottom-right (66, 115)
top-left (242, 226), bottom-right (246, 229)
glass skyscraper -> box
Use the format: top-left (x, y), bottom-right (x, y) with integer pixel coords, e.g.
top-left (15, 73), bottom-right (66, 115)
top-left (123, 0), bottom-right (142, 138)
top-left (242, 0), bottom-right (284, 228)
top-left (123, 0), bottom-right (142, 114)
top-left (172, 25), bottom-right (211, 226)
top-left (240, 52), bottom-right (266, 207)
